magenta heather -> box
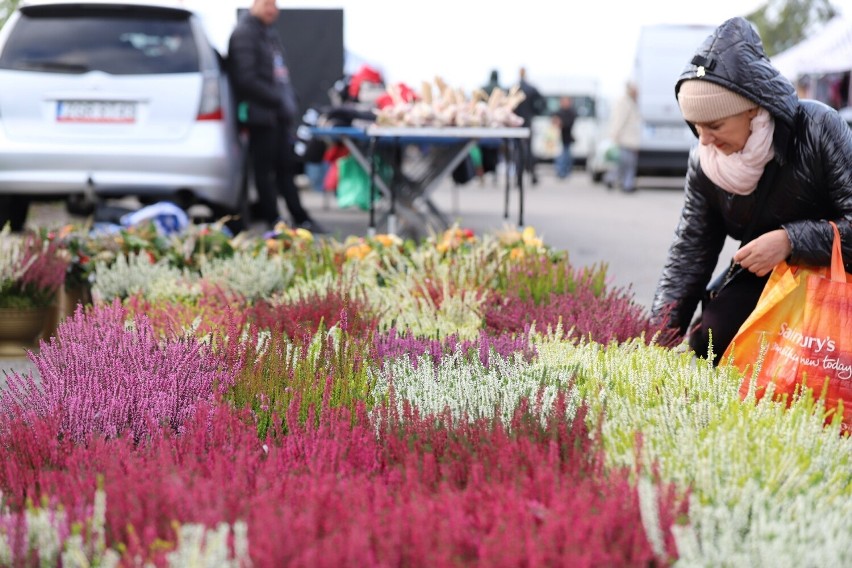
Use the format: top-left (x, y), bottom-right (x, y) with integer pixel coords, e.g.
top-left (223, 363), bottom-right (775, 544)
top-left (0, 301), bottom-right (236, 443)
top-left (0, 397), bottom-right (682, 566)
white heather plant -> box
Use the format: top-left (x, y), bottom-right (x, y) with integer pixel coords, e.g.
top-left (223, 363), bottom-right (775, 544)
top-left (530, 335), bottom-right (852, 564)
top-left (671, 480), bottom-right (852, 566)
top-left (92, 252), bottom-right (190, 302)
top-left (199, 250), bottom-right (293, 302)
top-left (165, 521), bottom-right (250, 568)
top-left (0, 490), bottom-right (121, 568)
top-left (371, 349), bottom-right (579, 426)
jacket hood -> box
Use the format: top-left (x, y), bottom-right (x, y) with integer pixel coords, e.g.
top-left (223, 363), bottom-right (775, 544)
top-left (675, 17), bottom-right (798, 149)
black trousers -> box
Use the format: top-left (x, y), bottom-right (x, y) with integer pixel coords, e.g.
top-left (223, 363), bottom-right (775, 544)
top-left (247, 122), bottom-right (309, 227)
top-left (688, 269), bottom-right (770, 365)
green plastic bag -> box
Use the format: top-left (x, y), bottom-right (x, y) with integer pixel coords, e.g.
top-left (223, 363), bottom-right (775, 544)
top-left (336, 156), bottom-right (379, 211)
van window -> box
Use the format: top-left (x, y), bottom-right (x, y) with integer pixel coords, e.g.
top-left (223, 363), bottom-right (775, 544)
top-left (537, 95), bottom-right (597, 119)
top-left (0, 9), bottom-right (198, 75)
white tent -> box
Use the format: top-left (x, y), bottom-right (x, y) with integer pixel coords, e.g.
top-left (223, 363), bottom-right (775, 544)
top-left (771, 17), bottom-right (852, 79)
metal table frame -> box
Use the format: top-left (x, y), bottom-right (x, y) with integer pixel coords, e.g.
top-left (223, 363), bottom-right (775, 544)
top-left (310, 126), bottom-right (530, 236)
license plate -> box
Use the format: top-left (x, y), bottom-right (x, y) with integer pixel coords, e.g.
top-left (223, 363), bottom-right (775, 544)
top-left (56, 101), bottom-right (136, 124)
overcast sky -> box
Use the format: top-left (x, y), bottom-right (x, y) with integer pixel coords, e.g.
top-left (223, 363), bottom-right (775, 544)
top-left (189, 0), bottom-right (852, 99)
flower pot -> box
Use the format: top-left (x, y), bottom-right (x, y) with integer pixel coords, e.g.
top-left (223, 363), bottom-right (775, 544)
top-left (43, 284), bottom-right (92, 339)
top-left (0, 307), bottom-right (51, 357)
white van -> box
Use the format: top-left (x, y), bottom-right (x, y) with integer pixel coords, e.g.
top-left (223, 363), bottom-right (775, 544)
top-left (633, 23), bottom-right (716, 175)
top-left (529, 76), bottom-right (601, 167)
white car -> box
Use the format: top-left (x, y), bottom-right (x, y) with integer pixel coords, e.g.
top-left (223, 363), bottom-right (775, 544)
top-left (0, 0), bottom-right (246, 230)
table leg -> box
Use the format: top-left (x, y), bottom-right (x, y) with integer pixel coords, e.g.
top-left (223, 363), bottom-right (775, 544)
top-left (503, 139), bottom-right (511, 220)
top-left (368, 136), bottom-right (377, 237)
top-left (516, 139), bottom-right (525, 227)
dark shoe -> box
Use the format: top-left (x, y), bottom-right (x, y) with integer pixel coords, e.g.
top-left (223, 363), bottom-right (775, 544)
top-left (622, 186), bottom-right (637, 194)
top-left (296, 219), bottom-right (328, 234)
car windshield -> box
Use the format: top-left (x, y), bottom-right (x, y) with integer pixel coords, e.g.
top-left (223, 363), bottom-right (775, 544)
top-left (0, 8), bottom-right (199, 75)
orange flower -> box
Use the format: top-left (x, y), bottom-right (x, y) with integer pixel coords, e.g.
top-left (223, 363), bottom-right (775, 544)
top-left (345, 243), bottom-right (372, 260)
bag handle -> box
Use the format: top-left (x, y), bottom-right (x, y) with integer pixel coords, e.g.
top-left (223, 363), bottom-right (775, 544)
top-left (829, 221), bottom-right (846, 282)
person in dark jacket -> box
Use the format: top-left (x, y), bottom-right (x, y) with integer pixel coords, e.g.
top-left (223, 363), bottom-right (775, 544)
top-left (228, 0), bottom-right (326, 233)
top-left (651, 17), bottom-right (852, 364)
top-left (513, 67), bottom-right (545, 185)
top-left (552, 96), bottom-right (577, 179)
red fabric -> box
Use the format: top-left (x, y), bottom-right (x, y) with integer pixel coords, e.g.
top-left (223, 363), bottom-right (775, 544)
top-left (322, 144), bottom-right (349, 163)
top-left (323, 160), bottom-right (339, 191)
top-left (375, 82), bottom-right (418, 109)
top-left (348, 65), bottom-right (384, 100)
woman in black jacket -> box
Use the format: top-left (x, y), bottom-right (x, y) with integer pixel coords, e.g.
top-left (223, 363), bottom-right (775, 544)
top-left (651, 17), bottom-right (852, 364)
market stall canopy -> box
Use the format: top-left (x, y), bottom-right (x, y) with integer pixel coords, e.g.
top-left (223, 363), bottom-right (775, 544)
top-left (771, 16), bottom-right (852, 79)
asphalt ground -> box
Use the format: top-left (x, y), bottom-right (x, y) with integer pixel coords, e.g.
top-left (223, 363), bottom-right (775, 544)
top-left (1, 164), bottom-right (739, 382)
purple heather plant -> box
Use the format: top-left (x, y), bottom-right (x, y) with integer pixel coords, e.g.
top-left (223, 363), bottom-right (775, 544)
top-left (0, 300), bottom-right (237, 444)
top-left (485, 285), bottom-right (676, 346)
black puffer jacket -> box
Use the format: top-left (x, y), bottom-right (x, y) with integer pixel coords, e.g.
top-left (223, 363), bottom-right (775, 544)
top-left (651, 17), bottom-right (852, 334)
top-left (227, 14), bottom-right (289, 127)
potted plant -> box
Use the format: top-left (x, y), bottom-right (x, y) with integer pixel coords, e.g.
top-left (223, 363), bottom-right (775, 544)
top-left (0, 226), bottom-right (69, 355)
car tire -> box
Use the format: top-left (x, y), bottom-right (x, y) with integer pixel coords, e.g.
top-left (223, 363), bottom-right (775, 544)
top-left (65, 194), bottom-right (97, 216)
top-left (0, 194), bottom-right (31, 232)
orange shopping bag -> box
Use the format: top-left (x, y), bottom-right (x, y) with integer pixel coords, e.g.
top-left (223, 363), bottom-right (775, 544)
top-left (723, 221), bottom-right (852, 432)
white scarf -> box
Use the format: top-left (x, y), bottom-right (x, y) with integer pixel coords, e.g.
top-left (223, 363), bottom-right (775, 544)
top-left (698, 108), bottom-right (775, 196)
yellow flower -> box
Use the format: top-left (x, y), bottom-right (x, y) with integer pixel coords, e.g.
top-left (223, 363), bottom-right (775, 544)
top-left (510, 247), bottom-right (526, 261)
top-left (374, 234), bottom-right (398, 247)
top-left (294, 228), bottom-right (314, 242)
top-left (521, 226), bottom-right (543, 248)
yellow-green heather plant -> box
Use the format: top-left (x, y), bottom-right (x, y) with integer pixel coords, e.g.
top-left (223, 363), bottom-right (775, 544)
top-left (363, 243), bottom-right (499, 340)
top-left (530, 334), bottom-right (852, 564)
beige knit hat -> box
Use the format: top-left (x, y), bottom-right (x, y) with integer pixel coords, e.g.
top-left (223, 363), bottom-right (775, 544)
top-left (677, 80), bottom-right (757, 123)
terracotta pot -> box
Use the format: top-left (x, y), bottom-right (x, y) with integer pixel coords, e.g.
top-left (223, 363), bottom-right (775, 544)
top-left (0, 307), bottom-right (52, 357)
top-left (43, 284), bottom-right (93, 339)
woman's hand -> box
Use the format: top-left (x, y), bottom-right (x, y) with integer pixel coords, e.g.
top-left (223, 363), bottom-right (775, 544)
top-left (733, 229), bottom-right (792, 277)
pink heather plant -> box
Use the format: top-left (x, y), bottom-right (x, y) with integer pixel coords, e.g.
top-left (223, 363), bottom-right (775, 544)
top-left (0, 230), bottom-right (69, 309)
top-left (374, 327), bottom-right (537, 368)
top-left (0, 301), bottom-right (236, 444)
top-left (0, 395), bottom-right (683, 566)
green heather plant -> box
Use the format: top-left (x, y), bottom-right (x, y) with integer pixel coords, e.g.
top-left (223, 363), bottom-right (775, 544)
top-left (199, 249), bottom-right (294, 302)
top-left (92, 251), bottom-right (191, 302)
top-left (227, 324), bottom-right (376, 438)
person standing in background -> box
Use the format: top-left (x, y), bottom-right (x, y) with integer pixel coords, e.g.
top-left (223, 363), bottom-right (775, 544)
top-left (606, 81), bottom-right (641, 193)
top-left (513, 67), bottom-right (545, 185)
top-left (552, 96), bottom-right (577, 179)
top-left (482, 69), bottom-right (502, 96)
top-left (227, 0), bottom-right (326, 233)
